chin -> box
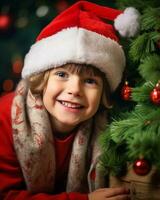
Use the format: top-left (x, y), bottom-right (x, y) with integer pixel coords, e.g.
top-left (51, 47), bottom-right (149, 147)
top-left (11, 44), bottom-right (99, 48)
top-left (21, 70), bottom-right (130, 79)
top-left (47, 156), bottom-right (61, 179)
top-left (61, 120), bottom-right (79, 127)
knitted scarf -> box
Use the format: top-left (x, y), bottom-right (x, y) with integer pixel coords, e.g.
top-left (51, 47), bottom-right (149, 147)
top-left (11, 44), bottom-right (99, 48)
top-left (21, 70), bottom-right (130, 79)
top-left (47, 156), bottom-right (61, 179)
top-left (11, 80), bottom-right (108, 193)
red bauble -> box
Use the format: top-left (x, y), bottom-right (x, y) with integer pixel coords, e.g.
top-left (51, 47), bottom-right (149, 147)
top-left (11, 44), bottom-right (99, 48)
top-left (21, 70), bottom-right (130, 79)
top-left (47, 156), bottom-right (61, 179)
top-left (150, 82), bottom-right (160, 106)
top-left (121, 81), bottom-right (132, 101)
top-left (0, 14), bottom-right (11, 30)
top-left (133, 158), bottom-right (151, 176)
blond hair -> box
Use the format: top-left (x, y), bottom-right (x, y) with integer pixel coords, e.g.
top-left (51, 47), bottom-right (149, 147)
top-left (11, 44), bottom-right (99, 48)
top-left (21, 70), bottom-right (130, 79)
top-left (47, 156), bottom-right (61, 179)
top-left (28, 63), bottom-right (112, 108)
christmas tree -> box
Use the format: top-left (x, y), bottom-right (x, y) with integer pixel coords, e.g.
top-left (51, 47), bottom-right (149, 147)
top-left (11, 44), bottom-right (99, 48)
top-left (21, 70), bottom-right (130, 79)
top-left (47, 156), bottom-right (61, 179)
top-left (100, 0), bottom-right (160, 198)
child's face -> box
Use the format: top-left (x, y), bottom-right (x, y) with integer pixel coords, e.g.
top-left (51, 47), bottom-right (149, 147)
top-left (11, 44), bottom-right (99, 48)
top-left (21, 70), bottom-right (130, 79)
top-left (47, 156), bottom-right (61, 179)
top-left (43, 66), bottom-right (103, 133)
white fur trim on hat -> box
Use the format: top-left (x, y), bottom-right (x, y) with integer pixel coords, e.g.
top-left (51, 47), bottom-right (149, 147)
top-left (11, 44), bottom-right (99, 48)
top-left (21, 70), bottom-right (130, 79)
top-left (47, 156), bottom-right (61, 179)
top-left (22, 27), bottom-right (125, 91)
top-left (114, 7), bottom-right (140, 37)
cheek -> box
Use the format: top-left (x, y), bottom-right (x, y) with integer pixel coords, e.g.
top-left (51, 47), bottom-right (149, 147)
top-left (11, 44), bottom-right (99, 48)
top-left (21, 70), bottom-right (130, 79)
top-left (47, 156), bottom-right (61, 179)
top-left (43, 82), bottom-right (62, 107)
top-left (43, 84), bottom-right (54, 108)
top-left (88, 90), bottom-right (102, 112)
top-left (95, 87), bottom-right (103, 103)
top-left (93, 96), bottom-right (101, 111)
top-left (42, 89), bottom-right (50, 110)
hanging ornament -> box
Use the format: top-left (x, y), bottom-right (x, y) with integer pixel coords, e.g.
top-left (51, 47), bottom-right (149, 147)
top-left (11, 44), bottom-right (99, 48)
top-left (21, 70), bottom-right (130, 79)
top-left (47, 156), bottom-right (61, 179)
top-left (150, 81), bottom-right (160, 106)
top-left (133, 158), bottom-right (151, 176)
top-left (0, 14), bottom-right (11, 30)
top-left (121, 81), bottom-right (132, 101)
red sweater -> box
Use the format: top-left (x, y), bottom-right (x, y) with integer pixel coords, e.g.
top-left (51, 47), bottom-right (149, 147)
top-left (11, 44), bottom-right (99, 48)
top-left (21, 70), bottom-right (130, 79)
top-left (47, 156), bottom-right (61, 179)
top-left (0, 93), bottom-right (88, 200)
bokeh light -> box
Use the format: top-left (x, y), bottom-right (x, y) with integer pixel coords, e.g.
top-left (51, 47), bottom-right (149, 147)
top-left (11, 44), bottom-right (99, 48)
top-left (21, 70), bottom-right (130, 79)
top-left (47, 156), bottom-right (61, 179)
top-left (12, 58), bottom-right (23, 74)
top-left (0, 14), bottom-right (11, 30)
top-left (36, 5), bottom-right (49, 17)
top-left (15, 17), bottom-right (28, 28)
top-left (55, 0), bottom-right (69, 12)
top-left (2, 79), bottom-right (14, 92)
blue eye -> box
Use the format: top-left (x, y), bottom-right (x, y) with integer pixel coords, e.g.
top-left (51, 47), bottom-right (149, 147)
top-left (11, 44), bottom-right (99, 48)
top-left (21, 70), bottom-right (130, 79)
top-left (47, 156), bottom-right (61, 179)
top-left (55, 71), bottom-right (68, 78)
top-left (85, 79), bottom-right (97, 84)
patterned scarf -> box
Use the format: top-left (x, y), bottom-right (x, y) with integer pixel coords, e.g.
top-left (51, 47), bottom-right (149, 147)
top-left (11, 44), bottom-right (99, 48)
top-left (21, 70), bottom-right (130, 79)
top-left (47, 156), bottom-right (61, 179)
top-left (11, 80), bottom-right (108, 193)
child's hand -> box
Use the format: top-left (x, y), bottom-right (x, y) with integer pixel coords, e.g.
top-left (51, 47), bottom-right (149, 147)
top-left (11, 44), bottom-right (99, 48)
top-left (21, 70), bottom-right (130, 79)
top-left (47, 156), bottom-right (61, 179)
top-left (88, 187), bottom-right (130, 200)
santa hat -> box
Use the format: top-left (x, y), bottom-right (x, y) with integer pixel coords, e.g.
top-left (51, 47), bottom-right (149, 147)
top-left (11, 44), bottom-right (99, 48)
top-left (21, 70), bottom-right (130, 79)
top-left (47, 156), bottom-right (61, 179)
top-left (22, 1), bottom-right (140, 91)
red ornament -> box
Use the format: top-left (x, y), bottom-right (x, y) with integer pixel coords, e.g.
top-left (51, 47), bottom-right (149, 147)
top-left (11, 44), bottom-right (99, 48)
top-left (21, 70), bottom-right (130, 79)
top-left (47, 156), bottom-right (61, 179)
top-left (121, 81), bottom-right (132, 101)
top-left (150, 81), bottom-right (160, 106)
top-left (133, 158), bottom-right (151, 176)
top-left (0, 14), bottom-right (11, 30)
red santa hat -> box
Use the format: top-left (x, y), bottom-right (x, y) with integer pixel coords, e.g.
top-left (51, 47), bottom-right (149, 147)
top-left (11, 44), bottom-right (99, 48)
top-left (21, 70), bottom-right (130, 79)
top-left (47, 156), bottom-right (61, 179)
top-left (22, 1), bottom-right (140, 91)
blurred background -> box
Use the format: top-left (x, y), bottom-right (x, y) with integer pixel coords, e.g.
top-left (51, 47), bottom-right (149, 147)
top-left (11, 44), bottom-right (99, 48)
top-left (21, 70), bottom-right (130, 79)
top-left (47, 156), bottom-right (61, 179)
top-left (0, 0), bottom-right (115, 96)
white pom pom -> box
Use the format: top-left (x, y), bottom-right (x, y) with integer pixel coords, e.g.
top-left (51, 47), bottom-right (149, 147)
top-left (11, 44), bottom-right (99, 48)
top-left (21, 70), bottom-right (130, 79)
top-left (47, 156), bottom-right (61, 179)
top-left (114, 7), bottom-right (140, 37)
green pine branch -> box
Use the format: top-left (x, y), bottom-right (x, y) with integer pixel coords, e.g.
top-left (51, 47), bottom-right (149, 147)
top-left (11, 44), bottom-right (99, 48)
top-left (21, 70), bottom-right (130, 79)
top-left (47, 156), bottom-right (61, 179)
top-left (141, 7), bottom-right (160, 31)
top-left (131, 81), bottom-right (154, 102)
top-left (100, 106), bottom-right (160, 175)
top-left (129, 32), bottom-right (160, 62)
top-left (116, 0), bottom-right (160, 10)
top-left (138, 54), bottom-right (160, 82)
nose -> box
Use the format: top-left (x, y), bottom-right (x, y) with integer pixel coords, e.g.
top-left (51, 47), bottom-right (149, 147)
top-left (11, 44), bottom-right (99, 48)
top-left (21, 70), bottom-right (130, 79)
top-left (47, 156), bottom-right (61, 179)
top-left (67, 77), bottom-right (82, 97)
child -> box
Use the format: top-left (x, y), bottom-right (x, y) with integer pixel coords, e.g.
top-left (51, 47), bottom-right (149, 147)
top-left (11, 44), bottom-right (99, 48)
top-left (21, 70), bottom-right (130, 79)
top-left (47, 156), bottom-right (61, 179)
top-left (0, 1), bottom-right (140, 200)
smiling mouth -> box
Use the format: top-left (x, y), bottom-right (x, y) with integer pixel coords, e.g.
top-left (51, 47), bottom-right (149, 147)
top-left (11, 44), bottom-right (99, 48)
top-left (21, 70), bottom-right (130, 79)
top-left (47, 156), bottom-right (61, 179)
top-left (58, 100), bottom-right (84, 109)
